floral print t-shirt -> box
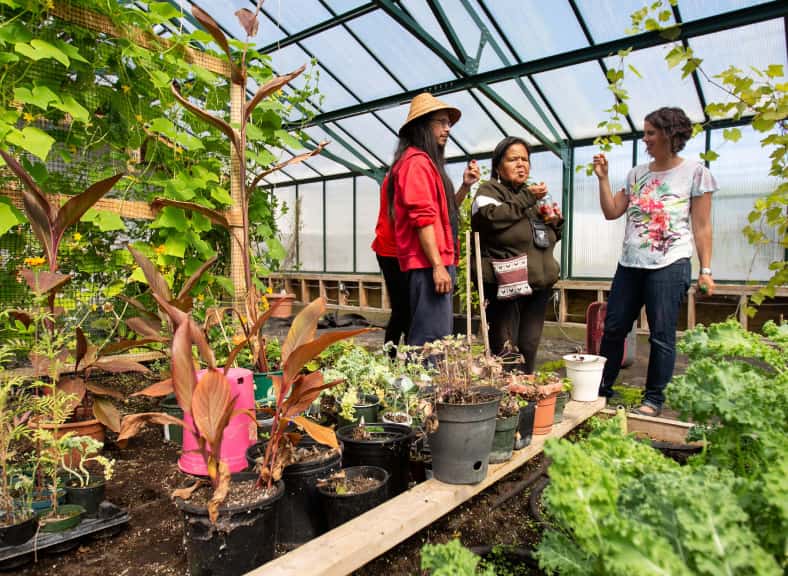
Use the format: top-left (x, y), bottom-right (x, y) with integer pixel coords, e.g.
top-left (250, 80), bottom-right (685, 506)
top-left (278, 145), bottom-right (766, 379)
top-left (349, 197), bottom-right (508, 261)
top-left (620, 159), bottom-right (717, 269)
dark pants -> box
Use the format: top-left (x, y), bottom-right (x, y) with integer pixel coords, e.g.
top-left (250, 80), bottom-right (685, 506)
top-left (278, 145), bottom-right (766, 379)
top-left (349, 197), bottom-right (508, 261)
top-left (485, 284), bottom-right (552, 374)
top-left (407, 266), bottom-right (455, 347)
top-left (377, 255), bottom-right (410, 354)
top-left (599, 258), bottom-right (691, 408)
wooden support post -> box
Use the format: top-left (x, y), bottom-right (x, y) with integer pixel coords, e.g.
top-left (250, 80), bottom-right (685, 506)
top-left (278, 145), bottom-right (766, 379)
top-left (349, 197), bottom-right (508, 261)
top-left (473, 233), bottom-right (490, 356)
top-left (596, 289), bottom-right (604, 302)
top-left (382, 279), bottom-right (390, 310)
top-left (300, 279), bottom-right (309, 304)
top-left (319, 279), bottom-right (327, 302)
top-left (558, 287), bottom-right (567, 324)
top-left (229, 82), bottom-right (245, 304)
top-left (640, 307), bottom-right (648, 331)
top-left (359, 281), bottom-right (368, 308)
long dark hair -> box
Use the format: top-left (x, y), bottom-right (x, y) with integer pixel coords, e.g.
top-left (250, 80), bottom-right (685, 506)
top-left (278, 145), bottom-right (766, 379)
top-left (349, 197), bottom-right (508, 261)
top-left (386, 113), bottom-right (456, 223)
top-left (491, 136), bottom-right (531, 186)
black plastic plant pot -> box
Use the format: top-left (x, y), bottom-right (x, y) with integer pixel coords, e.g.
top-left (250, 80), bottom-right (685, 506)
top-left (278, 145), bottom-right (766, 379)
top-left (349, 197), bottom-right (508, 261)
top-left (175, 476), bottom-right (284, 576)
top-left (65, 479), bottom-right (106, 517)
top-left (40, 504), bottom-right (85, 533)
top-left (336, 422), bottom-right (414, 496)
top-left (247, 437), bottom-right (342, 549)
top-left (317, 466), bottom-right (390, 530)
top-left (514, 402), bottom-right (537, 450)
top-left (0, 511), bottom-right (38, 546)
top-left (160, 394), bottom-right (183, 444)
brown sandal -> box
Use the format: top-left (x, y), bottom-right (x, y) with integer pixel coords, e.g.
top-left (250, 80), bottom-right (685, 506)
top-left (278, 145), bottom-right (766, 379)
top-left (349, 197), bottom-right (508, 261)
top-left (631, 404), bottom-right (662, 417)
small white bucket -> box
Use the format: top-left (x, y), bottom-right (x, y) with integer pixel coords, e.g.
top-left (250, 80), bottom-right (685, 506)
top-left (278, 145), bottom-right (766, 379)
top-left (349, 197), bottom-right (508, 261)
top-left (563, 354), bottom-right (607, 402)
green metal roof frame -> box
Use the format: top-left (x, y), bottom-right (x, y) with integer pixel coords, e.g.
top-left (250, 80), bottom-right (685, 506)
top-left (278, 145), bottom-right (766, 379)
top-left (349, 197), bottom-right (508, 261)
top-left (172, 0), bottom-right (787, 185)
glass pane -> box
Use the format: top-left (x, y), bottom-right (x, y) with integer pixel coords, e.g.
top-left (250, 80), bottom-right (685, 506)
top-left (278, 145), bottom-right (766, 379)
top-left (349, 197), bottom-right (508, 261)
top-left (480, 0), bottom-right (588, 62)
top-left (484, 79), bottom-right (567, 143)
top-left (679, 0), bottom-right (772, 21)
top-left (603, 46), bottom-right (704, 127)
top-left (301, 27), bottom-right (402, 101)
top-left (469, 0), bottom-right (518, 72)
top-left (323, 0), bottom-right (367, 11)
top-left (356, 176), bottom-right (380, 273)
top-left (298, 148), bottom-right (353, 176)
top-left (348, 11), bottom-right (456, 89)
top-left (689, 19), bottom-right (786, 112)
top-left (306, 125), bottom-right (381, 169)
top-left (423, 0), bottom-right (482, 62)
top-left (263, 169), bottom-right (294, 184)
top-left (440, 91), bottom-right (505, 154)
top-left (398, 0), bottom-right (453, 52)
top-left (571, 143), bottom-right (633, 278)
top-left (268, 45), bottom-right (358, 113)
top-left (272, 185), bottom-right (298, 271)
top-left (325, 179), bottom-right (355, 272)
top-left (262, 0), bottom-right (332, 34)
top-left (574, 0), bottom-right (677, 44)
top-left (473, 88), bottom-right (538, 147)
top-left (336, 113), bottom-right (399, 164)
top-left (298, 182), bottom-right (324, 271)
top-left (709, 126), bottom-right (781, 281)
top-left (534, 62), bottom-right (616, 139)
top-left (530, 151), bottom-right (564, 214)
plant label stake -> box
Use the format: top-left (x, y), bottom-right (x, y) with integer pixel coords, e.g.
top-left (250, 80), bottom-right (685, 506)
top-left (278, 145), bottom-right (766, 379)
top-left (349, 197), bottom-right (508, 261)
top-left (473, 232), bottom-right (490, 357)
top-left (465, 230), bottom-right (472, 346)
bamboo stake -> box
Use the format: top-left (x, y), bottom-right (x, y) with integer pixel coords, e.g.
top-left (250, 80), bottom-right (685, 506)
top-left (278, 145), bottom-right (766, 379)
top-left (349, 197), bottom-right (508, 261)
top-left (473, 232), bottom-right (490, 356)
top-left (465, 230), bottom-right (472, 346)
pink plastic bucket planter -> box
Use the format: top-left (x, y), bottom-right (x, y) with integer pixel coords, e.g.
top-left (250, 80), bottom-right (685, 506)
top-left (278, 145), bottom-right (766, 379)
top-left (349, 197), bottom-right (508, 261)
top-left (178, 367), bottom-right (257, 475)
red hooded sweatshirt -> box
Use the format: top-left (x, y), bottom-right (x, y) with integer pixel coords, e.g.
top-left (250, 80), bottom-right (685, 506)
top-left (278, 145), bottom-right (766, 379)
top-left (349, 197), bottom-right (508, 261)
top-left (391, 147), bottom-right (455, 271)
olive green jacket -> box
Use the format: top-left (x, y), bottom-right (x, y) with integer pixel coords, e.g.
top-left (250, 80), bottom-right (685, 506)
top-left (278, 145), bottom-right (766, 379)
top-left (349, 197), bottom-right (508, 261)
top-left (470, 179), bottom-right (563, 290)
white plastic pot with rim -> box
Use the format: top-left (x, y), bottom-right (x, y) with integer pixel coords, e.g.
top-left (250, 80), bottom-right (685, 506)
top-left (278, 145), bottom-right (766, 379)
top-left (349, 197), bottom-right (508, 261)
top-left (563, 354), bottom-right (607, 402)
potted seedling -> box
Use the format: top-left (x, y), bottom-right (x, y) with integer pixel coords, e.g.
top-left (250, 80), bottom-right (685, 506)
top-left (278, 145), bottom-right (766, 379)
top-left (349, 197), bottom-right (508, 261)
top-left (504, 370), bottom-right (564, 436)
top-left (489, 391), bottom-right (520, 464)
top-left (61, 435), bottom-right (114, 517)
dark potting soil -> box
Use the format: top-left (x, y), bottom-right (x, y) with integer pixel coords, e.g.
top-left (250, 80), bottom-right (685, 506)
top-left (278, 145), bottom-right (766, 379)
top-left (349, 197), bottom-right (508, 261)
top-left (183, 478), bottom-right (278, 509)
top-left (439, 388), bottom-right (499, 404)
top-left (318, 474), bottom-right (382, 495)
top-left (293, 444), bottom-right (339, 465)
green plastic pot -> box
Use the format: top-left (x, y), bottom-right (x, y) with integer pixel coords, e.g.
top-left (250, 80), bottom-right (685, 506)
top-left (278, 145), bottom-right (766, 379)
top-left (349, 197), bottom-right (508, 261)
top-left (553, 391), bottom-right (570, 424)
top-left (40, 504), bottom-right (85, 533)
top-left (161, 394), bottom-right (183, 444)
top-left (253, 371), bottom-right (282, 403)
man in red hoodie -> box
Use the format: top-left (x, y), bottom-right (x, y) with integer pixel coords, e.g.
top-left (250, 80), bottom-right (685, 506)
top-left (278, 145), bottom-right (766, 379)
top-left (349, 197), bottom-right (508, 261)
top-left (381, 93), bottom-right (478, 346)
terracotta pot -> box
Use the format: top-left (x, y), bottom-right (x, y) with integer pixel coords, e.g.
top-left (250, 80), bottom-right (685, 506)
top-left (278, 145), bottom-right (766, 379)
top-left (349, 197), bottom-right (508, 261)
top-left (266, 293), bottom-right (296, 319)
top-left (533, 393), bottom-right (558, 435)
top-left (32, 418), bottom-right (105, 467)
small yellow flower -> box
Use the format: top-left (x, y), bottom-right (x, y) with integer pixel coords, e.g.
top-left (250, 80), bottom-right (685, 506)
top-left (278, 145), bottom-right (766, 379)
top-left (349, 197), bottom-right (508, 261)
top-left (91, 304), bottom-right (98, 311)
top-left (22, 112), bottom-right (35, 122)
top-left (121, 85), bottom-right (131, 93)
top-left (23, 256), bottom-right (46, 267)
top-left (73, 232), bottom-right (82, 242)
top-left (154, 245), bottom-right (166, 255)
top-left (231, 334), bottom-right (245, 346)
top-left (102, 302), bottom-right (114, 313)
top-left (260, 296), bottom-right (270, 312)
top-left (265, 285), bottom-right (273, 294)
top-left (69, 145), bottom-right (77, 154)
top-left (196, 294), bottom-right (205, 302)
top-left (174, 146), bottom-right (183, 155)
top-left (134, 114), bottom-right (143, 123)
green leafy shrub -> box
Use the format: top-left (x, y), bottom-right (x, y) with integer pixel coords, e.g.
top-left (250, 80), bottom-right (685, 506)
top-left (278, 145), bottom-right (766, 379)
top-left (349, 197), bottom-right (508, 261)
top-left (421, 539), bottom-right (495, 576)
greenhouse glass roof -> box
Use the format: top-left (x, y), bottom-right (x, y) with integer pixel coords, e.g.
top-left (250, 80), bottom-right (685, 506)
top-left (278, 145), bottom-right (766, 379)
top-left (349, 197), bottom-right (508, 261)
top-left (164, 0), bottom-right (786, 184)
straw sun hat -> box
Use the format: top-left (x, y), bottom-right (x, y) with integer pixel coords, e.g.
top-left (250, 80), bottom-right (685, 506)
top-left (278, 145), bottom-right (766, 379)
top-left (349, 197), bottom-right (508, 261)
top-left (399, 92), bottom-right (461, 136)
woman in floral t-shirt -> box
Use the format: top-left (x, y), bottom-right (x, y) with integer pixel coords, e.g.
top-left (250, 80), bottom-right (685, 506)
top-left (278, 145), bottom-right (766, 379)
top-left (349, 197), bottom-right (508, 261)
top-left (592, 107), bottom-right (717, 416)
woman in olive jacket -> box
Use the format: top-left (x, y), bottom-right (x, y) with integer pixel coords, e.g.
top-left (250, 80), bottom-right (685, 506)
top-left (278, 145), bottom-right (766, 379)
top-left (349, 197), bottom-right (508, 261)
top-left (471, 136), bottom-right (563, 373)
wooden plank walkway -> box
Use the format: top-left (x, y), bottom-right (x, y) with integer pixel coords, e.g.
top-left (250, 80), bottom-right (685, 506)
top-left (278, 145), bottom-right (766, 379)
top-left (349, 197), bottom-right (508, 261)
top-left (248, 398), bottom-right (605, 576)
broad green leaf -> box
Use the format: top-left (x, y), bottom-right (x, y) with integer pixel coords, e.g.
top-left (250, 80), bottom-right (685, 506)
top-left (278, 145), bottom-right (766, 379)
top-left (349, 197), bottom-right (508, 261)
top-left (213, 275), bottom-right (235, 296)
top-left (722, 128), bottom-right (742, 143)
top-left (0, 21), bottom-right (30, 44)
top-left (149, 117), bottom-right (177, 139)
top-left (51, 95), bottom-right (89, 124)
top-left (665, 46), bottom-right (685, 69)
top-left (274, 130), bottom-right (302, 150)
top-left (164, 234), bottom-right (187, 258)
top-left (699, 150), bottom-right (719, 163)
top-left (0, 196), bottom-right (24, 235)
top-left (15, 39), bottom-right (69, 66)
top-left (149, 1), bottom-right (183, 20)
top-left (174, 132), bottom-right (205, 151)
top-left (0, 0), bottom-right (19, 8)
top-left (53, 39), bottom-right (89, 64)
top-left (210, 185), bottom-right (233, 205)
top-left (765, 64), bottom-right (783, 79)
top-left (83, 209), bottom-right (125, 231)
top-left (0, 52), bottom-right (19, 65)
top-left (13, 86), bottom-right (59, 110)
top-left (150, 206), bottom-right (189, 232)
top-left (6, 126), bottom-right (55, 161)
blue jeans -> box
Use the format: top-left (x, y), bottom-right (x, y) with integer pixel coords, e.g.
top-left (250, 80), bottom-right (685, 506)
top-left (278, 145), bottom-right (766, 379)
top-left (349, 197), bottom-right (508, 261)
top-left (598, 258), bottom-right (690, 408)
top-left (407, 266), bottom-right (455, 346)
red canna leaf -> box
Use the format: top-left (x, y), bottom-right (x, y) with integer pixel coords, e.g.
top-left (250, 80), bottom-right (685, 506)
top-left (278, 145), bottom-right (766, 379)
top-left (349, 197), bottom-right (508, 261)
top-left (171, 320), bottom-right (196, 412)
top-left (118, 411), bottom-right (186, 442)
top-left (245, 65), bottom-right (306, 120)
top-left (125, 316), bottom-right (164, 339)
top-left (20, 269), bottom-right (71, 296)
top-left (170, 83), bottom-right (241, 154)
top-left (128, 246), bottom-right (172, 303)
top-left (75, 327), bottom-right (88, 371)
top-left (130, 378), bottom-right (173, 398)
top-left (177, 255), bottom-right (218, 302)
top-left (281, 297), bottom-right (325, 365)
top-left (119, 295), bottom-right (159, 320)
top-left (191, 369), bottom-right (232, 447)
top-left (283, 374), bottom-right (344, 418)
top-left (191, 5), bottom-right (242, 83)
top-left (85, 381), bottom-right (125, 399)
top-left (208, 460), bottom-right (231, 523)
top-left (235, 8), bottom-right (259, 37)
top-left (54, 173), bottom-right (124, 252)
top-left (249, 142), bottom-right (328, 190)
top-left (189, 319), bottom-right (215, 369)
top-left (57, 376), bottom-right (87, 414)
top-left (100, 338), bottom-right (163, 356)
top-left (93, 357), bottom-right (151, 375)
top-left (283, 327), bottom-right (372, 386)
top-left (290, 416), bottom-right (338, 449)
top-left (92, 396), bottom-right (122, 433)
